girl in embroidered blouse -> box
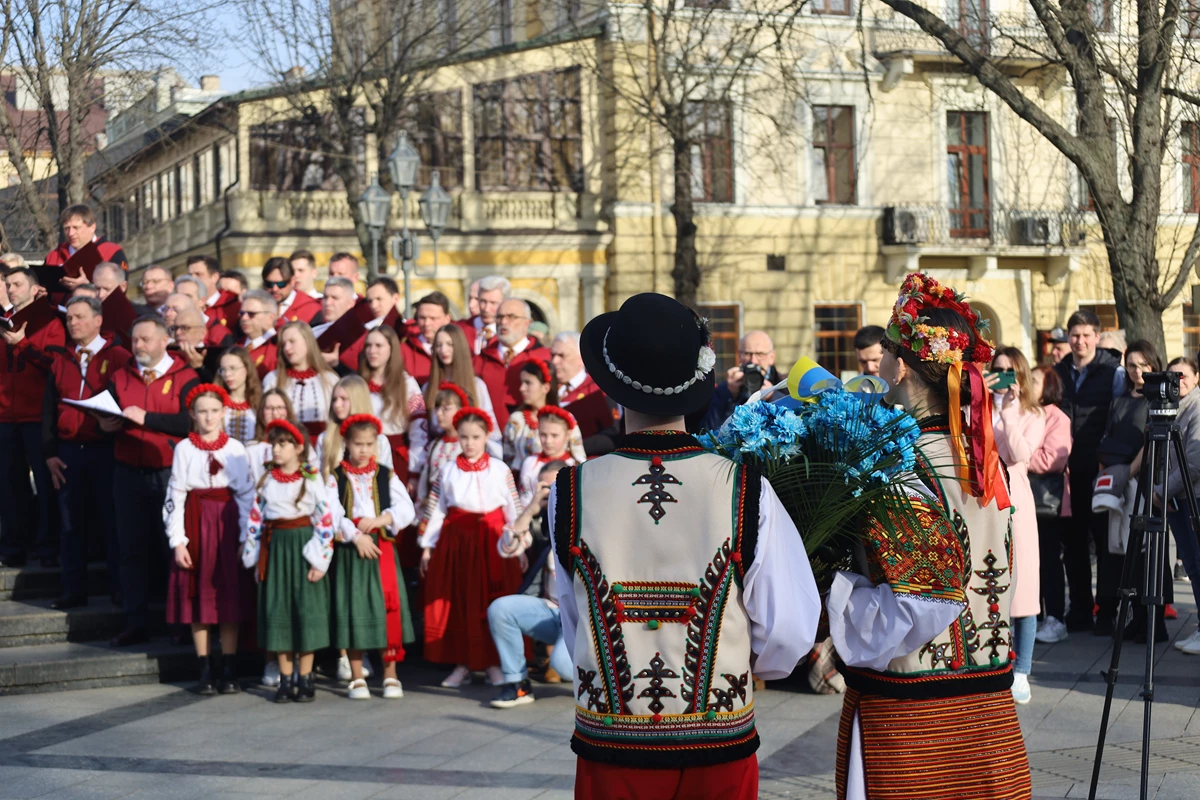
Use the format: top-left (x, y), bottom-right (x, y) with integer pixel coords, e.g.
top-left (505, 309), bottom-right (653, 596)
top-left (503, 359), bottom-right (559, 470)
top-left (417, 384), bottom-right (466, 515)
top-left (165, 384), bottom-right (255, 696)
top-left (517, 407), bottom-right (583, 507)
top-left (261, 322), bottom-right (338, 438)
top-left (423, 324), bottom-right (498, 452)
top-left (318, 376), bottom-right (394, 478)
top-left (325, 414), bottom-right (417, 701)
top-left (241, 419), bottom-right (334, 703)
top-left (359, 326), bottom-right (426, 486)
top-left (418, 408), bottom-right (523, 688)
top-left (216, 347), bottom-right (262, 444)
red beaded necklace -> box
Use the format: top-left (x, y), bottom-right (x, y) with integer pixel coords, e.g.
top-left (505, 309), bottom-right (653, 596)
top-left (189, 431), bottom-right (229, 451)
top-left (522, 410), bottom-right (538, 430)
top-left (340, 458), bottom-right (377, 475)
top-left (457, 453), bottom-right (490, 472)
top-left (367, 380), bottom-right (384, 393)
top-left (226, 399), bottom-right (252, 411)
top-left (287, 368), bottom-right (317, 381)
top-left (537, 450), bottom-right (568, 464)
top-left (271, 467), bottom-right (304, 483)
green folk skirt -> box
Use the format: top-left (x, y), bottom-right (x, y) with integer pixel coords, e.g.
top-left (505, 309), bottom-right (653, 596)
top-left (329, 540), bottom-right (415, 653)
top-left (257, 526), bottom-right (331, 653)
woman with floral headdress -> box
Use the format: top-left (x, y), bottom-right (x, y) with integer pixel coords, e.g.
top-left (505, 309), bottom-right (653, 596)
top-left (828, 273), bottom-right (1031, 800)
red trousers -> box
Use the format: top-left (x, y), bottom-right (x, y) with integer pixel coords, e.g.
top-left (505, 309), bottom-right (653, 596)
top-left (573, 755), bottom-right (758, 800)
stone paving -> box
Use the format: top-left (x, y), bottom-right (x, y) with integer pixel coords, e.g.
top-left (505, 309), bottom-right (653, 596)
top-left (0, 605), bottom-right (1199, 799)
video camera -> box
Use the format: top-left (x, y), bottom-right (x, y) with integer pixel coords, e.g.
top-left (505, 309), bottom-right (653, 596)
top-left (1142, 371), bottom-right (1181, 413)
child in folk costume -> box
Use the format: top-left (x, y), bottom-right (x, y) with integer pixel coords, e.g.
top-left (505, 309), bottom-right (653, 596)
top-left (241, 419), bottom-right (334, 703)
top-left (416, 384), bottom-right (466, 509)
top-left (503, 359), bottom-right (558, 469)
top-left (261, 321), bottom-right (338, 439)
top-left (165, 384), bottom-right (255, 695)
top-left (359, 326), bottom-right (426, 485)
top-left (517, 407), bottom-right (584, 507)
top-left (325, 414), bottom-right (417, 700)
top-left (319, 375), bottom-right (394, 478)
top-left (418, 407), bottom-right (524, 688)
top-left (216, 347), bottom-right (262, 444)
top-left (423, 323), bottom-right (498, 451)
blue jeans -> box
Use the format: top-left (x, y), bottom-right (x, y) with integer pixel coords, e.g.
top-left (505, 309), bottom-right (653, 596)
top-left (1168, 502), bottom-right (1200, 610)
top-left (487, 595), bottom-right (572, 684)
top-left (1013, 615), bottom-right (1037, 675)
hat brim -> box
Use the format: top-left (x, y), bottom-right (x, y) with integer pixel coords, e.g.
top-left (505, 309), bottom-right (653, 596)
top-left (579, 311), bottom-right (715, 417)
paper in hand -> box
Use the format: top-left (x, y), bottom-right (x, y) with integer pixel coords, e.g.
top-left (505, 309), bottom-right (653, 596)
top-left (63, 390), bottom-right (123, 417)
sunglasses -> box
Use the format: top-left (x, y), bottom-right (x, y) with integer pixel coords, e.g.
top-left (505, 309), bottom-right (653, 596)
top-left (264, 280), bottom-right (290, 289)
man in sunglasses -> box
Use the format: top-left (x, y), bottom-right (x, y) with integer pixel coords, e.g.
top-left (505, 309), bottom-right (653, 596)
top-left (262, 257), bottom-right (319, 328)
top-left (234, 290), bottom-right (279, 379)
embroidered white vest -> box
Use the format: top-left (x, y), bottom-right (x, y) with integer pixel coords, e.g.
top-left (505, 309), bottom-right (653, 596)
top-left (556, 436), bottom-right (760, 768)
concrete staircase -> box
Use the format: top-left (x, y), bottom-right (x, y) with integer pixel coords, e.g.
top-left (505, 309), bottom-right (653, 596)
top-left (0, 563), bottom-right (191, 695)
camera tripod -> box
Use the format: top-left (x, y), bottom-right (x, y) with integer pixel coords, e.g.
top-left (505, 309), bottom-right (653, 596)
top-left (1088, 374), bottom-right (1200, 800)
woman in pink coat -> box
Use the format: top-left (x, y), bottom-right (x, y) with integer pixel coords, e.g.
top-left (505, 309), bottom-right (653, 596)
top-left (990, 346), bottom-right (1054, 706)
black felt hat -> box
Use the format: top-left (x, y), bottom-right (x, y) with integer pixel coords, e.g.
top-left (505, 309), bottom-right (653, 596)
top-left (580, 293), bottom-right (715, 416)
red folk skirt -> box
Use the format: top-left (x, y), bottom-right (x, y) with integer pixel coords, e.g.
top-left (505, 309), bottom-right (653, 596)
top-left (385, 433), bottom-right (410, 485)
top-left (574, 756), bottom-right (758, 800)
top-left (422, 506), bottom-right (522, 670)
top-left (166, 488), bottom-right (243, 625)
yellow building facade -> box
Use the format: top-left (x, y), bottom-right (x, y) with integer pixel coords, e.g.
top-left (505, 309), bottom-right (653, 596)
top-left (88, 0), bottom-right (1200, 374)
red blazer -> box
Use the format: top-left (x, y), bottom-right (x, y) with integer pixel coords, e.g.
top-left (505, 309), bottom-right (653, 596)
top-left (400, 333), bottom-right (433, 387)
top-left (108, 355), bottom-right (198, 469)
top-left (240, 335), bottom-right (278, 380)
top-left (0, 310), bottom-right (67, 423)
top-left (205, 323), bottom-right (235, 349)
top-left (456, 316), bottom-right (489, 354)
top-left (43, 238), bottom-right (129, 306)
top-left (205, 291), bottom-right (241, 330)
top-left (473, 337), bottom-right (550, 430)
top-left (276, 292), bottom-right (321, 328)
top-left (560, 375), bottom-right (617, 442)
top-left (44, 335), bottom-right (132, 449)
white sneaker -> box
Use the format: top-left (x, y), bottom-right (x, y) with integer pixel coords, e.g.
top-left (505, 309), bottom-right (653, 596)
top-left (347, 679), bottom-right (370, 700)
top-left (441, 665), bottom-right (471, 688)
top-left (337, 655), bottom-right (353, 682)
top-left (262, 661), bottom-right (281, 688)
top-left (1011, 672), bottom-right (1032, 705)
top-left (485, 666), bottom-right (505, 686)
top-left (1182, 635), bottom-right (1200, 655)
top-left (1174, 629), bottom-right (1200, 651)
top-left (382, 678), bottom-right (404, 699)
top-left (1035, 617), bottom-right (1069, 644)
top-left (362, 658), bottom-right (372, 679)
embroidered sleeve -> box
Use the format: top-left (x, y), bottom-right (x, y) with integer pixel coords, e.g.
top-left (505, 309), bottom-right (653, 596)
top-left (163, 445), bottom-right (190, 549)
top-left (407, 386), bottom-right (426, 418)
top-left (408, 418), bottom-right (428, 476)
top-left (503, 467), bottom-right (522, 523)
top-left (302, 478), bottom-right (335, 572)
top-left (242, 488), bottom-right (267, 570)
top-left (325, 474), bottom-right (356, 543)
top-left (517, 457), bottom-right (538, 508)
top-left (502, 418), bottom-right (520, 468)
top-left (229, 448), bottom-right (256, 543)
top-left (385, 470), bottom-right (416, 534)
top-left (418, 465), bottom-right (450, 548)
top-left (862, 500), bottom-right (967, 604)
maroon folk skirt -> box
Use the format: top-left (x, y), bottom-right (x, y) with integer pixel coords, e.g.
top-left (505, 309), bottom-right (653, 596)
top-left (166, 488), bottom-right (244, 625)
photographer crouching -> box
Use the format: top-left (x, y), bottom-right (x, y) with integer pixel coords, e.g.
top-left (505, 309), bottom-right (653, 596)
top-left (701, 330), bottom-right (781, 430)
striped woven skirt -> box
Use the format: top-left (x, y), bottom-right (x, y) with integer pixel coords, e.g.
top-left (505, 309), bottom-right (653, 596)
top-left (835, 687), bottom-right (1032, 800)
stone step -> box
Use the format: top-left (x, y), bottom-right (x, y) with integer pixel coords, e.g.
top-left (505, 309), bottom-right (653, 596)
top-left (0, 563), bottom-right (111, 601)
top-left (0, 598), bottom-right (126, 648)
top-left (0, 640), bottom-right (194, 695)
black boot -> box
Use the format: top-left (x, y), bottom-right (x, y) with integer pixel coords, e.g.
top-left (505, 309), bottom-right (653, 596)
top-left (274, 673), bottom-right (293, 703)
top-left (294, 672), bottom-right (316, 703)
top-left (193, 655), bottom-right (217, 696)
top-left (218, 654), bottom-right (241, 694)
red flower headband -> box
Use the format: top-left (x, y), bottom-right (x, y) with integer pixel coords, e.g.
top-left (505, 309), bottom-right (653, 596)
top-left (887, 272), bottom-right (995, 365)
top-left (340, 413), bottom-right (382, 437)
top-left (438, 382), bottom-right (470, 407)
top-left (527, 358), bottom-right (552, 385)
top-left (452, 406), bottom-right (494, 433)
top-left (185, 383), bottom-right (231, 410)
top-left (538, 405), bottom-right (577, 429)
top-left (265, 418), bottom-right (305, 445)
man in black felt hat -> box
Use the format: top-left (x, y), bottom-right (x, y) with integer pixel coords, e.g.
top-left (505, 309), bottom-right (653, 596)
top-left (549, 293), bottom-right (820, 800)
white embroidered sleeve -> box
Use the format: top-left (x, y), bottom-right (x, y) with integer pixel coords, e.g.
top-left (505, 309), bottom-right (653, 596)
top-left (302, 478), bottom-right (335, 572)
top-left (385, 470), bottom-right (416, 534)
top-left (163, 447), bottom-right (190, 549)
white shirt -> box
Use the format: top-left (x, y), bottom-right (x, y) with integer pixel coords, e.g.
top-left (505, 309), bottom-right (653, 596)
top-left (305, 288), bottom-right (323, 300)
top-left (261, 369), bottom-right (338, 428)
top-left (73, 335), bottom-right (105, 395)
top-left (474, 317), bottom-right (495, 354)
top-left (163, 437), bottom-right (255, 548)
top-left (206, 291), bottom-right (221, 308)
top-left (551, 476), bottom-right (820, 681)
top-left (139, 353), bottom-right (174, 380)
top-left (498, 337), bottom-right (531, 364)
top-left (277, 290), bottom-right (298, 317)
top-left (558, 369), bottom-right (586, 401)
top-left (365, 315), bottom-right (385, 330)
top-left (242, 471), bottom-right (335, 573)
top-left (243, 329), bottom-right (275, 349)
top-left (325, 468), bottom-right (415, 543)
top-left (418, 456), bottom-right (521, 548)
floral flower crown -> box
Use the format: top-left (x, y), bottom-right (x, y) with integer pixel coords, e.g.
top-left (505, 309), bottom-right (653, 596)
top-left (887, 272), bottom-right (994, 365)
top-left (453, 406), bottom-right (494, 434)
top-left (340, 413), bottom-right (382, 437)
top-left (186, 383), bottom-right (231, 409)
top-left (538, 405), bottom-right (577, 429)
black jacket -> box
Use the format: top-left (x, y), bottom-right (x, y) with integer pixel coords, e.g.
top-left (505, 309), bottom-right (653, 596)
top-left (1055, 348), bottom-right (1123, 473)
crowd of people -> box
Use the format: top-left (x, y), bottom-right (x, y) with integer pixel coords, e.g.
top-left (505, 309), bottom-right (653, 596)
top-left (0, 204), bottom-right (621, 705)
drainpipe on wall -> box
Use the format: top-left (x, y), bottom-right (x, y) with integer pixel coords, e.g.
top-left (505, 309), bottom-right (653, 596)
top-left (214, 168), bottom-right (241, 268)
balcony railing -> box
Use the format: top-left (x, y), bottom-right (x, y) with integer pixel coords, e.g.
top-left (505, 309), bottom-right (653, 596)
top-left (881, 204), bottom-right (1087, 249)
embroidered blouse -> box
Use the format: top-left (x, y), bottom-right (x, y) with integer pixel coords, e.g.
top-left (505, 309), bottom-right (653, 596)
top-left (314, 430), bottom-right (394, 474)
top-left (261, 370), bottom-right (338, 430)
top-left (324, 467), bottom-right (415, 543)
top-left (374, 374), bottom-right (428, 477)
top-left (416, 435), bottom-right (462, 518)
top-left (417, 457), bottom-right (521, 549)
top-left (241, 471), bottom-right (335, 573)
top-left (517, 453), bottom-right (578, 508)
top-left (246, 440), bottom-right (319, 483)
top-left (223, 405), bottom-right (257, 444)
top-left (422, 376), bottom-right (503, 463)
top-left (503, 409), bottom-right (587, 470)
top-left (163, 437), bottom-right (255, 549)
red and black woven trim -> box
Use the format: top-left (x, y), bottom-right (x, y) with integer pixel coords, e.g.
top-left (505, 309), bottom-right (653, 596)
top-left (569, 729), bottom-right (759, 769)
top-left (837, 659), bottom-right (1014, 700)
top-left (614, 431), bottom-right (705, 457)
top-left (733, 463), bottom-right (760, 588)
top-left (554, 464), bottom-right (581, 574)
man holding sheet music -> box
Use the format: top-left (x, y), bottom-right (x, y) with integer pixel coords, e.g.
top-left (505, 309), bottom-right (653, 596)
top-left (42, 296), bottom-right (131, 609)
top-left (0, 268), bottom-right (66, 568)
top-left (42, 205), bottom-right (128, 302)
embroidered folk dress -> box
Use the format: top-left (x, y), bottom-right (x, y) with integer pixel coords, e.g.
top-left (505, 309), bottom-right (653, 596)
top-left (518, 452), bottom-right (578, 508)
top-left (241, 470), bottom-right (335, 652)
top-left (419, 455), bottom-right (523, 669)
top-left (223, 403), bottom-right (256, 444)
top-left (550, 431), bottom-right (820, 779)
top-left (325, 464), bottom-right (417, 660)
top-left (827, 420), bottom-right (1033, 800)
top-left (262, 369), bottom-right (338, 438)
top-left (246, 440), bottom-right (320, 483)
top-left (417, 434), bottom-right (461, 520)
top-left (314, 431), bottom-right (393, 475)
top-left (163, 435), bottom-right (254, 624)
top-left (504, 409), bottom-right (588, 470)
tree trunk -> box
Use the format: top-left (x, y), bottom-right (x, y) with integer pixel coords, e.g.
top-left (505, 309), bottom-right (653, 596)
top-left (1106, 235), bottom-right (1168, 359)
top-left (670, 135), bottom-right (699, 308)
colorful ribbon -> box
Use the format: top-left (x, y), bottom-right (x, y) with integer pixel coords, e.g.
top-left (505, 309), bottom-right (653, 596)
top-left (948, 362), bottom-right (1011, 510)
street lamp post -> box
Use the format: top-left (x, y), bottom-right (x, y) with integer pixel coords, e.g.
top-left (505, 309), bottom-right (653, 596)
top-left (419, 170), bottom-right (452, 272)
top-left (357, 173), bottom-right (391, 283)
top-left (387, 132), bottom-right (421, 313)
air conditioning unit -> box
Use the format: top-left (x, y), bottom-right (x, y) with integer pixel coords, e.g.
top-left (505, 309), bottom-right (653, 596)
top-left (882, 206), bottom-right (927, 245)
top-left (1015, 215), bottom-right (1055, 246)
